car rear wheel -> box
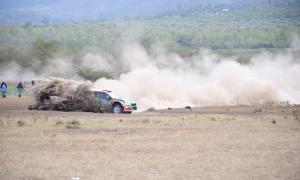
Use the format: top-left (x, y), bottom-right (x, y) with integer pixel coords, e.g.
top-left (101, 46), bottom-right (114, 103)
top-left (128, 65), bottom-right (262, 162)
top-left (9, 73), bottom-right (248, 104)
top-left (112, 104), bottom-right (123, 114)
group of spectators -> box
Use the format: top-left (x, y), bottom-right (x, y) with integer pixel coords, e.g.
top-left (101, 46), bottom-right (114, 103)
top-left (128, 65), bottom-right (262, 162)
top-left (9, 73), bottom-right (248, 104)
top-left (1, 81), bottom-right (25, 98)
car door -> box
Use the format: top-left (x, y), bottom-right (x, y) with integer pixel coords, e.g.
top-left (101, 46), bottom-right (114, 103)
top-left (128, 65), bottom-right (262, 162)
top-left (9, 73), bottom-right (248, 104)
top-left (96, 92), bottom-right (112, 112)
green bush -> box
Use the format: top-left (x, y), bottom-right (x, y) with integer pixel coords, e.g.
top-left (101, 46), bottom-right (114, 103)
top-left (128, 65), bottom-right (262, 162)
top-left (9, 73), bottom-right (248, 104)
top-left (17, 120), bottom-right (25, 127)
top-left (65, 120), bottom-right (80, 129)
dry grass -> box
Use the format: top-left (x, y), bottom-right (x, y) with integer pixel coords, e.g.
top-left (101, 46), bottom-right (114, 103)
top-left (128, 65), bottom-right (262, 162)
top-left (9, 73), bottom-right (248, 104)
top-left (0, 97), bottom-right (300, 179)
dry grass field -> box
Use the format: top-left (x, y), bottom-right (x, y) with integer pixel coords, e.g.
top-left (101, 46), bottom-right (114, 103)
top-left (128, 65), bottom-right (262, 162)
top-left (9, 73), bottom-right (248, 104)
top-left (0, 97), bottom-right (300, 179)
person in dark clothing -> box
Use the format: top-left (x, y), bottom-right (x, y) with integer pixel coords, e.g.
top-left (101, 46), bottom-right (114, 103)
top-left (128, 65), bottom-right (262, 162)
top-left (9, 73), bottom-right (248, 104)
top-left (1, 81), bottom-right (7, 98)
top-left (16, 81), bottom-right (25, 98)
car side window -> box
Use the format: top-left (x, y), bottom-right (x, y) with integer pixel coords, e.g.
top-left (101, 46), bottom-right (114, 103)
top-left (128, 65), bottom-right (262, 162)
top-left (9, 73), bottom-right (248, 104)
top-left (95, 92), bottom-right (100, 98)
top-left (94, 92), bottom-right (98, 98)
top-left (97, 92), bottom-right (110, 101)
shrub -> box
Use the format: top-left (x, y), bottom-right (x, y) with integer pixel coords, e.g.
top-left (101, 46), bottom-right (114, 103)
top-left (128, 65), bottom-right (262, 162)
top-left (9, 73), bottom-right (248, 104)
top-left (17, 120), bottom-right (25, 127)
top-left (31, 37), bottom-right (59, 66)
top-left (146, 107), bottom-right (155, 112)
top-left (65, 120), bottom-right (80, 129)
top-left (293, 111), bottom-right (300, 121)
top-left (56, 120), bottom-right (64, 126)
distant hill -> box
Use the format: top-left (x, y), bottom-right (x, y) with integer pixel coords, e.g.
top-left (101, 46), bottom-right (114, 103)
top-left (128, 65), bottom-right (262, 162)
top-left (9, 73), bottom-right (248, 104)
top-left (0, 0), bottom-right (299, 25)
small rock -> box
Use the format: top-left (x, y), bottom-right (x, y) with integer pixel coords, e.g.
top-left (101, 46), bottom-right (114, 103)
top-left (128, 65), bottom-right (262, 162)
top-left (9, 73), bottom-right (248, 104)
top-left (185, 106), bottom-right (192, 110)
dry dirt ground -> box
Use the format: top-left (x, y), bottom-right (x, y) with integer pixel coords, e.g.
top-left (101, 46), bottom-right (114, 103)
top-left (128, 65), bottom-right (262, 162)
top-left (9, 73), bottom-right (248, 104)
top-left (0, 97), bottom-right (300, 180)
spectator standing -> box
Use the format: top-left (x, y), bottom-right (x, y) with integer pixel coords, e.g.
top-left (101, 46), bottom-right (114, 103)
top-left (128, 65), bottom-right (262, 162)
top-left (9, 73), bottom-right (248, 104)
top-left (1, 81), bottom-right (7, 98)
top-left (16, 81), bottom-right (25, 98)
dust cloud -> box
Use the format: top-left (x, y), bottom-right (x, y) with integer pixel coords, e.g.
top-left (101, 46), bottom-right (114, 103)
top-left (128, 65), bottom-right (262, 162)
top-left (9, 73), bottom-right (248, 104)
top-left (94, 43), bottom-right (300, 109)
top-left (1, 41), bottom-right (299, 110)
top-left (29, 77), bottom-right (102, 112)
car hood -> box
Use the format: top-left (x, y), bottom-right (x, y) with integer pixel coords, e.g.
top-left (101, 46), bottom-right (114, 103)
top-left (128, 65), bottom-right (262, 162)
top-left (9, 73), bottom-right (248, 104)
top-left (116, 98), bottom-right (136, 105)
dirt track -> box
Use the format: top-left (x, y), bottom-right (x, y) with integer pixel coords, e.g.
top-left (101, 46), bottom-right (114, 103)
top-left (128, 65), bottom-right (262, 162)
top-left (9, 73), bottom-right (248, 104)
top-left (0, 97), bottom-right (300, 179)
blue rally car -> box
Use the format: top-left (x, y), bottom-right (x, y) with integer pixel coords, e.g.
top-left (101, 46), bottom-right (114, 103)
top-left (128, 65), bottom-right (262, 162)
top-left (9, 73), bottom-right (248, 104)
top-left (91, 89), bottom-right (137, 114)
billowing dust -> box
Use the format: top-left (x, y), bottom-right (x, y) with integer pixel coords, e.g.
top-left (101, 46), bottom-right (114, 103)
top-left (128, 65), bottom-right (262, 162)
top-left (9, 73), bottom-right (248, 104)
top-left (2, 41), bottom-right (300, 110)
top-left (29, 77), bottom-right (102, 112)
top-left (94, 43), bottom-right (300, 109)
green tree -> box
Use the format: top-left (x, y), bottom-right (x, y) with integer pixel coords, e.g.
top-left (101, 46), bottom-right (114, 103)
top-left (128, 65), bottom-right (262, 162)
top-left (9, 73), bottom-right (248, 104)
top-left (31, 37), bottom-right (59, 66)
top-left (24, 22), bottom-right (32, 29)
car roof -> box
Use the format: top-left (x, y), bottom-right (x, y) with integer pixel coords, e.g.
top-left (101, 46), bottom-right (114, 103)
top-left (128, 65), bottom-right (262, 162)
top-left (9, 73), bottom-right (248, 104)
top-left (89, 87), bottom-right (111, 93)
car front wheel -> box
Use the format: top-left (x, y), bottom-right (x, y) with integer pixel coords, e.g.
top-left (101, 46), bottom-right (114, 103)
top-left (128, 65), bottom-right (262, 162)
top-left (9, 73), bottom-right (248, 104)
top-left (112, 104), bottom-right (123, 114)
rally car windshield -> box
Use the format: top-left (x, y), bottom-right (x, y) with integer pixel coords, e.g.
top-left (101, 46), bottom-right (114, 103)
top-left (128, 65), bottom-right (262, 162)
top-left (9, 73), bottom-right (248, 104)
top-left (108, 92), bottom-right (122, 99)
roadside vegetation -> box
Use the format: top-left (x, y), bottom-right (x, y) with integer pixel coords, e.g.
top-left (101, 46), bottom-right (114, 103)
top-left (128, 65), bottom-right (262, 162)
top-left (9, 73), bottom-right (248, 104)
top-left (0, 4), bottom-right (299, 80)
